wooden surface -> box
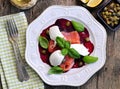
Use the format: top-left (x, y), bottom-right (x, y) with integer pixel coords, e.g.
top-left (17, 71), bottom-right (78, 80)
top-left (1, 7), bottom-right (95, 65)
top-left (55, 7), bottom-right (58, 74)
top-left (0, 0), bottom-right (120, 89)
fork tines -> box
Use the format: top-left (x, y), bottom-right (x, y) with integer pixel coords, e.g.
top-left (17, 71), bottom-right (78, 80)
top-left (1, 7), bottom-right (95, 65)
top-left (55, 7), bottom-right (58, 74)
top-left (6, 19), bottom-right (18, 39)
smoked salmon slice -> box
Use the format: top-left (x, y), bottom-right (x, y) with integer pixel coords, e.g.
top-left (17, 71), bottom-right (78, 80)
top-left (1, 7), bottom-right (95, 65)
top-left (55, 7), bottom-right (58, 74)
top-left (60, 56), bottom-right (74, 72)
top-left (62, 31), bottom-right (80, 44)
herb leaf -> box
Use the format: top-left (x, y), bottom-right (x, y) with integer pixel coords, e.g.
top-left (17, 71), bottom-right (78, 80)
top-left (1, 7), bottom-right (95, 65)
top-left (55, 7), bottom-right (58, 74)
top-left (48, 66), bottom-right (63, 74)
top-left (68, 48), bottom-right (81, 59)
top-left (64, 41), bottom-right (70, 49)
top-left (61, 48), bottom-right (68, 56)
top-left (56, 37), bottom-right (65, 48)
top-left (56, 37), bottom-right (81, 59)
top-left (83, 56), bottom-right (98, 64)
top-left (56, 37), bottom-right (70, 49)
top-left (71, 20), bottom-right (84, 32)
top-left (39, 36), bottom-right (49, 49)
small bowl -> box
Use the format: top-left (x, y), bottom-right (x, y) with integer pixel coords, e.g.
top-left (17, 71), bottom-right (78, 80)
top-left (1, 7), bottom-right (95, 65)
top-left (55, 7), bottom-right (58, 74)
top-left (97, 0), bottom-right (120, 31)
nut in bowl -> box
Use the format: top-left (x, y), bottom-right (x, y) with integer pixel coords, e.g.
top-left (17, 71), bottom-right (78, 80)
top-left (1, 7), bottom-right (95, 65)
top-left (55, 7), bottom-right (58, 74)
top-left (97, 0), bottom-right (120, 31)
top-left (25, 6), bottom-right (107, 86)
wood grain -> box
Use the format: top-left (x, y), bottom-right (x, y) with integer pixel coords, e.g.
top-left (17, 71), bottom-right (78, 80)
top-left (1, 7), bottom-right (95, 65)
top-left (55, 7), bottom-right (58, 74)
top-left (0, 0), bottom-right (120, 89)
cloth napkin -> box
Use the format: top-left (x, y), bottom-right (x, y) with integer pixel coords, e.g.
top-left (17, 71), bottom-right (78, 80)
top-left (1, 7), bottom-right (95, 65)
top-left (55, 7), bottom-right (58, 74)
top-left (0, 60), bottom-right (8, 89)
top-left (0, 12), bottom-right (44, 89)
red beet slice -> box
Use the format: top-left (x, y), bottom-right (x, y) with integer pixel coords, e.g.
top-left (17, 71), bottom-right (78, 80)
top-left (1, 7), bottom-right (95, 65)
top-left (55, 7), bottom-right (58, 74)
top-left (55, 18), bottom-right (74, 32)
top-left (84, 42), bottom-right (94, 54)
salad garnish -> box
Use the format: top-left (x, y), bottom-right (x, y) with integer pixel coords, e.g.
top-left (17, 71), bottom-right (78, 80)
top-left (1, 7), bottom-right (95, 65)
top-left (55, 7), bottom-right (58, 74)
top-left (48, 66), bottom-right (63, 74)
top-left (71, 20), bottom-right (84, 32)
top-left (83, 56), bottom-right (98, 63)
top-left (38, 19), bottom-right (98, 74)
top-left (39, 36), bottom-right (49, 49)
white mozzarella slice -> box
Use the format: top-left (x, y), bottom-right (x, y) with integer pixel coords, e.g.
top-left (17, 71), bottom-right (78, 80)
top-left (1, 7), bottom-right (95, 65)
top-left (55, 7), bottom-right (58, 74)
top-left (49, 26), bottom-right (64, 41)
top-left (71, 44), bottom-right (89, 56)
top-left (49, 50), bottom-right (64, 66)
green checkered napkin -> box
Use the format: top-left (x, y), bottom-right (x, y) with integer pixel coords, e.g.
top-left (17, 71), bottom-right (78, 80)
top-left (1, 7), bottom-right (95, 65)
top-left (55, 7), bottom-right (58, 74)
top-left (0, 60), bottom-right (8, 89)
top-left (0, 12), bottom-right (44, 89)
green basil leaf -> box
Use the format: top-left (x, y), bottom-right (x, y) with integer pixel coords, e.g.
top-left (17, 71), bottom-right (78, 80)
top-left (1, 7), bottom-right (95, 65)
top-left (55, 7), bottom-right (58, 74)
top-left (56, 36), bottom-right (65, 48)
top-left (68, 48), bottom-right (81, 59)
top-left (48, 66), bottom-right (63, 74)
top-left (71, 20), bottom-right (84, 32)
top-left (39, 36), bottom-right (49, 49)
top-left (83, 56), bottom-right (98, 64)
top-left (64, 41), bottom-right (70, 49)
top-left (61, 48), bottom-right (68, 56)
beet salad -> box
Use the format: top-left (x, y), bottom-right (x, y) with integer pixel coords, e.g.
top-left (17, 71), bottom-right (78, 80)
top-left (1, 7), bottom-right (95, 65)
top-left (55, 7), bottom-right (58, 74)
top-left (38, 18), bottom-right (98, 74)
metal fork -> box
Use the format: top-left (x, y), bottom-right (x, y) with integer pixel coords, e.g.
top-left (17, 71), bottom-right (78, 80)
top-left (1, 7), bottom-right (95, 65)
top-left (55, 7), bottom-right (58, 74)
top-left (6, 19), bottom-right (29, 82)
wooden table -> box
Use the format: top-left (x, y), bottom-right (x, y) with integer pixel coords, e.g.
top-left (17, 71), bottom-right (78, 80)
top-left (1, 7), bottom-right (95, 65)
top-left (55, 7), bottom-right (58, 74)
top-left (0, 0), bottom-right (120, 89)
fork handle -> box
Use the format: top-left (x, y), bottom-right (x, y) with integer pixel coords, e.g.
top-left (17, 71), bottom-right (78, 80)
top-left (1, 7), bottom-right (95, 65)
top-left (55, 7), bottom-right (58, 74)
top-left (12, 43), bottom-right (29, 82)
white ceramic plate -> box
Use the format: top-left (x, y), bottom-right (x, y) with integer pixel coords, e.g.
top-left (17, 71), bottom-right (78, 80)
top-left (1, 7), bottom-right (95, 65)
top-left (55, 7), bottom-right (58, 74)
top-left (25, 6), bottom-right (107, 86)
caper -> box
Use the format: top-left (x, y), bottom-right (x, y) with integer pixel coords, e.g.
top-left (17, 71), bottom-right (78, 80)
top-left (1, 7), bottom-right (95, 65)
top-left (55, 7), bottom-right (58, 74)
top-left (107, 20), bottom-right (111, 25)
top-left (117, 7), bottom-right (120, 10)
top-left (79, 61), bottom-right (83, 66)
top-left (46, 29), bottom-right (49, 35)
top-left (114, 8), bottom-right (117, 12)
top-left (66, 21), bottom-right (71, 26)
top-left (116, 4), bottom-right (119, 7)
top-left (113, 12), bottom-right (116, 16)
top-left (114, 16), bottom-right (118, 20)
top-left (117, 12), bottom-right (120, 16)
top-left (110, 17), bottom-right (113, 21)
top-left (85, 37), bottom-right (90, 42)
top-left (106, 18), bottom-right (110, 24)
top-left (105, 11), bottom-right (109, 15)
top-left (41, 50), bottom-right (46, 54)
top-left (111, 23), bottom-right (114, 27)
top-left (104, 7), bottom-right (108, 11)
top-left (110, 3), bottom-right (114, 8)
top-left (114, 21), bottom-right (118, 25)
top-left (102, 12), bottom-right (105, 15)
top-left (103, 15), bottom-right (107, 19)
top-left (109, 12), bottom-right (112, 15)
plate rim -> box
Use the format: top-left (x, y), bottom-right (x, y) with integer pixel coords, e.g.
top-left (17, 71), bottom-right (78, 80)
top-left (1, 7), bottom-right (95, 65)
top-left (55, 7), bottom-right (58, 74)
top-left (25, 5), bottom-right (107, 86)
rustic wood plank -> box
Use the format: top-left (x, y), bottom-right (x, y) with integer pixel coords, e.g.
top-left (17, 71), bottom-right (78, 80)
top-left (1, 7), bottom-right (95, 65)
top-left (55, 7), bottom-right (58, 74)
top-left (96, 28), bottom-right (120, 89)
top-left (24, 0), bottom-right (77, 23)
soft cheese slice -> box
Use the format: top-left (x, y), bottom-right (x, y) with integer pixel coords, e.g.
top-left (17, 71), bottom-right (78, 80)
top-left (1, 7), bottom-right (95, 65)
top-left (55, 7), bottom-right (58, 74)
top-left (71, 44), bottom-right (89, 56)
top-left (49, 26), bottom-right (64, 41)
top-left (49, 50), bottom-right (64, 66)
